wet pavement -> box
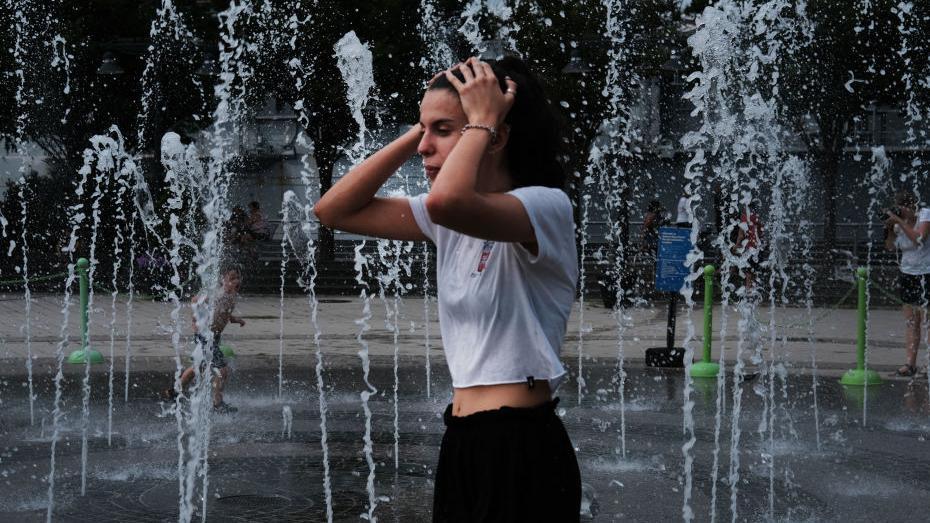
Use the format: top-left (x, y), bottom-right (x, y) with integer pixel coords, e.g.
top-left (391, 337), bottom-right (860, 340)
top-left (1, 357), bottom-right (928, 522)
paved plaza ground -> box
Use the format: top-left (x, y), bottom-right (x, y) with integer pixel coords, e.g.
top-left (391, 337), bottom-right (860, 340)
top-left (0, 293), bottom-right (928, 521)
top-left (0, 292), bottom-right (925, 375)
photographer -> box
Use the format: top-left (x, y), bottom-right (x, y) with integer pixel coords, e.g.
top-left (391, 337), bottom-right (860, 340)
top-left (884, 190), bottom-right (930, 377)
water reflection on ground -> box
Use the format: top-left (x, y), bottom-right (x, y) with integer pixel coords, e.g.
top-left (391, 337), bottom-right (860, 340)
top-left (0, 360), bottom-right (928, 521)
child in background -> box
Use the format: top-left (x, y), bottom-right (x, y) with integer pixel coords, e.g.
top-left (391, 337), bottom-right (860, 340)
top-left (163, 266), bottom-right (245, 413)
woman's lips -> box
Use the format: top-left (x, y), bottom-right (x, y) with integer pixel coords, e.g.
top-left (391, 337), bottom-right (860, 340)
top-left (424, 166), bottom-right (439, 179)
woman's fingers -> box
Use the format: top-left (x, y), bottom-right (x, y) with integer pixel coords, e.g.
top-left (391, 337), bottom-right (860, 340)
top-left (503, 77), bottom-right (518, 105)
top-left (443, 69), bottom-right (464, 90)
top-left (467, 57), bottom-right (486, 79)
top-left (428, 70), bottom-right (445, 86)
top-left (458, 60), bottom-right (476, 82)
top-left (478, 60), bottom-right (494, 79)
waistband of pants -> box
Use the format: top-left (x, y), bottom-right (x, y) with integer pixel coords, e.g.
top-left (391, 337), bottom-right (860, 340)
top-left (443, 398), bottom-right (560, 428)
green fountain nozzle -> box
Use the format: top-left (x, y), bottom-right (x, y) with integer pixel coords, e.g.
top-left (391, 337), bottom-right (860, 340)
top-left (840, 267), bottom-right (882, 386)
top-left (67, 348), bottom-right (104, 365)
top-left (690, 265), bottom-right (720, 379)
top-left (67, 257), bottom-right (104, 365)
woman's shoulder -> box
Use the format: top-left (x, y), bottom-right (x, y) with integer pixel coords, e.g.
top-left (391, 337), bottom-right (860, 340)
top-left (508, 185), bottom-right (571, 205)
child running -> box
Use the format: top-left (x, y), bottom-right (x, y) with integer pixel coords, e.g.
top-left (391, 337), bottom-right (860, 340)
top-left (162, 266), bottom-right (245, 413)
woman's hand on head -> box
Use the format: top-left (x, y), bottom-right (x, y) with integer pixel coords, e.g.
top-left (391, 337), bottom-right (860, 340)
top-left (444, 57), bottom-right (517, 127)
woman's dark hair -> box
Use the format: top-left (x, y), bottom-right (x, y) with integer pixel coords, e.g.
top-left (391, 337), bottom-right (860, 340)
top-left (428, 56), bottom-right (567, 190)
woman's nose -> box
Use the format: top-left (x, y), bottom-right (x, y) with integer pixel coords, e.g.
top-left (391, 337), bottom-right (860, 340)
top-left (417, 133), bottom-right (433, 157)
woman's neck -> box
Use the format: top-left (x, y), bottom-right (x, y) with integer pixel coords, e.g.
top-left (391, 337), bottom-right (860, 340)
top-left (476, 156), bottom-right (513, 193)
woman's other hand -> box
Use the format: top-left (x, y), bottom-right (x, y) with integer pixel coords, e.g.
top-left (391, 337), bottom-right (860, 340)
top-left (444, 57), bottom-right (517, 127)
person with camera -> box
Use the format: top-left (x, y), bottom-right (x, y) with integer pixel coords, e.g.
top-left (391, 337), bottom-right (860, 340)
top-left (884, 190), bottom-right (930, 377)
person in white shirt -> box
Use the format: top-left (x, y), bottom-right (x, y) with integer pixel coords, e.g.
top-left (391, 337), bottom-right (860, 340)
top-left (314, 56), bottom-right (581, 522)
top-left (884, 190), bottom-right (930, 377)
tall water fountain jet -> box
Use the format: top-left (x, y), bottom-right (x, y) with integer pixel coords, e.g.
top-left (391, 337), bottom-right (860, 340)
top-left (277, 200), bottom-right (290, 399)
top-left (79, 132), bottom-right (118, 495)
top-left (678, 5), bottom-right (746, 519)
top-left (123, 0), bottom-right (194, 397)
top-left (738, 5), bottom-right (815, 516)
top-left (11, 0), bottom-right (35, 426)
top-left (287, 3), bottom-right (334, 518)
top-left (102, 139), bottom-right (134, 447)
top-left (591, 0), bottom-right (639, 459)
top-left (682, 4), bottom-right (756, 520)
top-left (685, 2), bottom-right (817, 520)
top-left (46, 149), bottom-right (90, 522)
top-left (335, 29), bottom-right (380, 520)
top-left (859, 145), bottom-right (893, 425)
top-left (417, 0), bottom-right (455, 400)
top-left (161, 128), bottom-right (205, 521)
top-left (167, 2), bottom-right (262, 520)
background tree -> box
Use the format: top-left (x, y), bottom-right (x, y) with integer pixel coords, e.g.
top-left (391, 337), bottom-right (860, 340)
top-left (775, 0), bottom-right (930, 249)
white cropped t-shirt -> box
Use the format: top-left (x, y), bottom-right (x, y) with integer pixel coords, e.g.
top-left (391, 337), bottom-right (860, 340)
top-left (408, 186), bottom-right (578, 391)
top-left (895, 207), bottom-right (930, 275)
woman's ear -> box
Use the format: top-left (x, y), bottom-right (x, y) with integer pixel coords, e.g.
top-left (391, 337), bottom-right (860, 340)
top-left (488, 123), bottom-right (510, 155)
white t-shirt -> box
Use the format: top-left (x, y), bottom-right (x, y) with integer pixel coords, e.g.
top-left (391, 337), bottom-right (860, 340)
top-left (895, 207), bottom-right (930, 275)
top-left (676, 196), bottom-right (690, 224)
top-left (408, 186), bottom-right (578, 391)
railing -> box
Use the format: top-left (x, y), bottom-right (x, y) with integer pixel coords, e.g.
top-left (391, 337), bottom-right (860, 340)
top-left (267, 217), bottom-right (892, 267)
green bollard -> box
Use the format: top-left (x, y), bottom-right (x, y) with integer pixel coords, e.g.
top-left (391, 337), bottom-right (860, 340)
top-left (690, 265), bottom-right (721, 379)
top-left (67, 258), bottom-right (104, 365)
top-left (840, 267), bottom-right (882, 386)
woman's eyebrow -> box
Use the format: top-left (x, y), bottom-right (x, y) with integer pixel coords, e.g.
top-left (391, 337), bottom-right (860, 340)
top-left (419, 118), bottom-right (456, 127)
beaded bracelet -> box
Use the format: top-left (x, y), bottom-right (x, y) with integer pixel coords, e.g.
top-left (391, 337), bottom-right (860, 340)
top-left (460, 124), bottom-right (497, 143)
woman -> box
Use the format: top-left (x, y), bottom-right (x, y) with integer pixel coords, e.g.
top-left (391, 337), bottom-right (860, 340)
top-left (884, 190), bottom-right (930, 377)
top-left (314, 56), bottom-right (581, 521)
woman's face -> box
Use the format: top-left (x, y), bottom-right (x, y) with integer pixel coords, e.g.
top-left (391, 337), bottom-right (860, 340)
top-left (417, 89), bottom-right (467, 183)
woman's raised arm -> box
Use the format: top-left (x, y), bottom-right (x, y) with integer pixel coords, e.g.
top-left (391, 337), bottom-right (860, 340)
top-left (313, 125), bottom-right (427, 241)
top-left (888, 211), bottom-right (930, 248)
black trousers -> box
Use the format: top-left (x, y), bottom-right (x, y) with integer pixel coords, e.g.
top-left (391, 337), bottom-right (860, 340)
top-left (432, 399), bottom-right (581, 522)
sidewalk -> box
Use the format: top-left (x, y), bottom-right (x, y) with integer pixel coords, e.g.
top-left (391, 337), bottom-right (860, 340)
top-left (0, 292), bottom-right (916, 376)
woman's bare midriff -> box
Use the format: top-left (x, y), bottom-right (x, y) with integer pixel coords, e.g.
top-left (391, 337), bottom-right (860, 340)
top-left (452, 381), bottom-right (552, 417)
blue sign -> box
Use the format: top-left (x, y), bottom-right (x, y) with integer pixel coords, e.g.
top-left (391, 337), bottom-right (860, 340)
top-left (655, 227), bottom-right (693, 292)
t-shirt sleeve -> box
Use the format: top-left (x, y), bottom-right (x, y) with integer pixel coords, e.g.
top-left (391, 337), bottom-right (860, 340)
top-left (407, 193), bottom-right (438, 243)
top-left (509, 186), bottom-right (576, 265)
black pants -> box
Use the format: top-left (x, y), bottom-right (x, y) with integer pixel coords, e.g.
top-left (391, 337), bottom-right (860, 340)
top-left (899, 273), bottom-right (930, 306)
top-left (432, 399), bottom-right (581, 522)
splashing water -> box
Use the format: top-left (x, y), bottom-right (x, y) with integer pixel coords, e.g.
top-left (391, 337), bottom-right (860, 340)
top-left (288, 7), bottom-right (334, 514)
top-left (282, 405), bottom-right (293, 438)
top-left (336, 28), bottom-right (381, 520)
top-left (46, 154), bottom-right (90, 522)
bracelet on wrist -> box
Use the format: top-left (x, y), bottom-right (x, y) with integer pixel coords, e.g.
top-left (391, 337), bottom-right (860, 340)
top-left (461, 124), bottom-right (497, 143)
